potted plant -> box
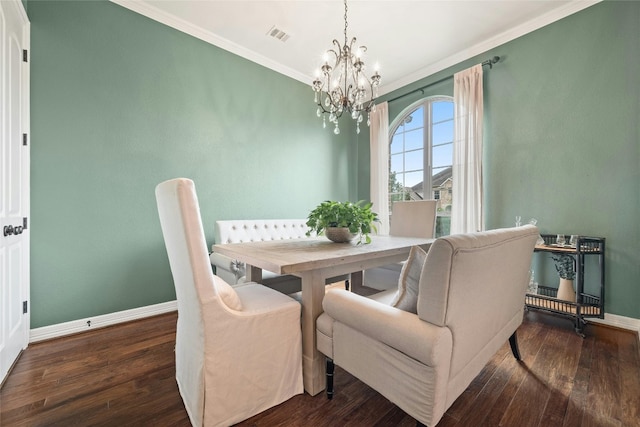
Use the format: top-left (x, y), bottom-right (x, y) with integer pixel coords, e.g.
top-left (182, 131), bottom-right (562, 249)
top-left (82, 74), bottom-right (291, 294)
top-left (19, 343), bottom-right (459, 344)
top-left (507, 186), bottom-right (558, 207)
top-left (306, 200), bottom-right (379, 244)
top-left (552, 254), bottom-right (576, 301)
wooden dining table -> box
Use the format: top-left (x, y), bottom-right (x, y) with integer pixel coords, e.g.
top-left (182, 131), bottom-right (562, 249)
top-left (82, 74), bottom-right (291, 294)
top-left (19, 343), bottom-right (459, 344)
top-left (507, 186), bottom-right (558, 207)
top-left (212, 235), bottom-right (434, 395)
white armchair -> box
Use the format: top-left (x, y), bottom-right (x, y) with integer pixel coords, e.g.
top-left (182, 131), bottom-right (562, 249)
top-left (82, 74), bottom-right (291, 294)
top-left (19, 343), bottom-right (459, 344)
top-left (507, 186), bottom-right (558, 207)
top-left (155, 178), bottom-right (303, 427)
top-left (317, 225), bottom-right (539, 426)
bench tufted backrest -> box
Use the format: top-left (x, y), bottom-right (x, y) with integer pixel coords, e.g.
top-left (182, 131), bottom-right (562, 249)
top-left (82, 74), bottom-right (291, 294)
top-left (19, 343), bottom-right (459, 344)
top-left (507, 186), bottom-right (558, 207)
top-left (215, 219), bottom-right (312, 244)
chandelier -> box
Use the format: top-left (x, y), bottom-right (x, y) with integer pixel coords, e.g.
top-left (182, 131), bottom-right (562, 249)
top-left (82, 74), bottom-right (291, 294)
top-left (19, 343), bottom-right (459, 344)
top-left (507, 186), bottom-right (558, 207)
top-left (312, 0), bottom-right (381, 135)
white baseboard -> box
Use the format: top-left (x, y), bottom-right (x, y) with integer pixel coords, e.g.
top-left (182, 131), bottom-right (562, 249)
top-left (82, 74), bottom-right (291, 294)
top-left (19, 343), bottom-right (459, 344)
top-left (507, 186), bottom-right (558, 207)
top-left (29, 300), bottom-right (178, 343)
top-left (590, 313), bottom-right (640, 339)
top-left (28, 301), bottom-right (640, 344)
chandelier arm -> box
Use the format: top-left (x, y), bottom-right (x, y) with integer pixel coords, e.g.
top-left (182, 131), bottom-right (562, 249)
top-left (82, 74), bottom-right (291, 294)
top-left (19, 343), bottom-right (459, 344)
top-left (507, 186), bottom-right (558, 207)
top-left (316, 102), bottom-right (332, 114)
top-left (347, 37), bottom-right (358, 54)
top-left (328, 44), bottom-right (341, 67)
top-left (318, 92), bottom-right (346, 119)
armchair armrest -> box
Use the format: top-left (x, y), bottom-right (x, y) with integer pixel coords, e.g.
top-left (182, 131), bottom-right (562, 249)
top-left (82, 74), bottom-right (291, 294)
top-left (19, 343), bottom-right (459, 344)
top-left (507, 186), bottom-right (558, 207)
top-left (322, 289), bottom-right (452, 366)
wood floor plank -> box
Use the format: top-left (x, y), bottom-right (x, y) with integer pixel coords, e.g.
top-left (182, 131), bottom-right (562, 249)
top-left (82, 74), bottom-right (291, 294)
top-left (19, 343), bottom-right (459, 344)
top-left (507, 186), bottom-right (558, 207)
top-left (616, 328), bottom-right (640, 427)
top-left (480, 318), bottom-right (549, 427)
top-left (537, 325), bottom-right (582, 426)
top-left (583, 328), bottom-right (623, 427)
top-left (562, 332), bottom-right (594, 427)
top-left (1, 311), bottom-right (638, 427)
top-left (491, 338), bottom-right (550, 426)
top-left (456, 314), bottom-right (549, 427)
top-left (2, 339), bottom-right (175, 415)
top-left (454, 345), bottom-right (520, 426)
top-left (443, 342), bottom-right (511, 421)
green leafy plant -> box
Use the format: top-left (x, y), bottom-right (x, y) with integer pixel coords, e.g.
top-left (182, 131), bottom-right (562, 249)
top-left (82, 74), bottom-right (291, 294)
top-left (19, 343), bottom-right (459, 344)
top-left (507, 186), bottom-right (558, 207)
top-left (306, 200), bottom-right (379, 244)
top-left (552, 254), bottom-right (576, 280)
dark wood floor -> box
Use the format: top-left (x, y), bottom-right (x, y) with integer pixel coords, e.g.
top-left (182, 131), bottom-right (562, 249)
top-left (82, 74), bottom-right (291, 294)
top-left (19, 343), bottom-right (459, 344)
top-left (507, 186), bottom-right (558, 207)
top-left (1, 310), bottom-right (638, 427)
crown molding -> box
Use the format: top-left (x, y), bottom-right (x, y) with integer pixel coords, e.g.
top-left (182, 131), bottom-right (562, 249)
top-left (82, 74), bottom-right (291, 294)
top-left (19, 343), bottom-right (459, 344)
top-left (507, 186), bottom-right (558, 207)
top-left (111, 0), bottom-right (601, 96)
top-left (379, 0), bottom-right (602, 96)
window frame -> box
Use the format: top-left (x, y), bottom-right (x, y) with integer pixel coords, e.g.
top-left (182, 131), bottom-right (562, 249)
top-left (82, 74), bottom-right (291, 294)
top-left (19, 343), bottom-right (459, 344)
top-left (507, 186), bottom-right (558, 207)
top-left (388, 96), bottom-right (454, 237)
top-left (388, 95), bottom-right (453, 203)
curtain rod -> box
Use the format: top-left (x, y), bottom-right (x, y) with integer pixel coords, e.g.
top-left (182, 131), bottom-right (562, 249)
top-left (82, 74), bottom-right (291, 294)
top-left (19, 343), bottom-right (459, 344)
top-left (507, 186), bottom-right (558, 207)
top-left (387, 56), bottom-right (500, 104)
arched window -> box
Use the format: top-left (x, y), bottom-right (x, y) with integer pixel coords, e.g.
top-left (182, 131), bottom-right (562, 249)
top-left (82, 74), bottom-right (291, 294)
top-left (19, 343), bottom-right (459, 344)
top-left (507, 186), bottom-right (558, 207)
top-left (389, 96), bottom-right (453, 236)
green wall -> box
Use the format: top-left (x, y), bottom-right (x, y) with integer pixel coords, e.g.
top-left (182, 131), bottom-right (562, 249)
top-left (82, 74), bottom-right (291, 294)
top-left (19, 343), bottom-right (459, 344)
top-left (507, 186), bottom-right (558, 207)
top-left (363, 0), bottom-right (640, 319)
top-left (28, 0), bottom-right (355, 328)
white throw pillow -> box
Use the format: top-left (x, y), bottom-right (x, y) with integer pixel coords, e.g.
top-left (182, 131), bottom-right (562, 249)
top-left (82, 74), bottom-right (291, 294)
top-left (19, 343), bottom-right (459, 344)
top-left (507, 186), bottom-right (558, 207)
top-left (390, 245), bottom-right (427, 313)
top-left (214, 276), bottom-right (244, 311)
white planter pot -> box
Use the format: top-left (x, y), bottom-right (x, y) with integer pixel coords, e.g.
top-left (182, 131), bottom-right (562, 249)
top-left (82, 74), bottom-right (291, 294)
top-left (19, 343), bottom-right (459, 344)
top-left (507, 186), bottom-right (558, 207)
top-left (557, 278), bottom-right (576, 302)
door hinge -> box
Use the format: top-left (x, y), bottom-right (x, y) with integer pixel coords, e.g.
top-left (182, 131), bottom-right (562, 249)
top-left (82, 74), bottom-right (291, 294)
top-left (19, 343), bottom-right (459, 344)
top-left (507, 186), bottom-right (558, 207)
top-left (23, 217), bottom-right (28, 230)
top-left (23, 49), bottom-right (28, 62)
top-left (23, 133), bottom-right (28, 146)
top-left (23, 301), bottom-right (28, 314)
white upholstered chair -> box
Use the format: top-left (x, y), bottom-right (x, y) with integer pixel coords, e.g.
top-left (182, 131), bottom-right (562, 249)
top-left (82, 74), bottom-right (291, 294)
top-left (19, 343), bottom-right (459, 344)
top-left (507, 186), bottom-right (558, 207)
top-left (364, 200), bottom-right (437, 291)
top-left (389, 200), bottom-right (438, 238)
top-left (155, 178), bottom-right (303, 427)
top-left (317, 225), bottom-right (539, 426)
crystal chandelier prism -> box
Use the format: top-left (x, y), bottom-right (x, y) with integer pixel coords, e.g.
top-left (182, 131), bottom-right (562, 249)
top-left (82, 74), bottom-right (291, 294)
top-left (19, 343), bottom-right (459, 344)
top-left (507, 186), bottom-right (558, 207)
top-left (312, 0), bottom-right (381, 135)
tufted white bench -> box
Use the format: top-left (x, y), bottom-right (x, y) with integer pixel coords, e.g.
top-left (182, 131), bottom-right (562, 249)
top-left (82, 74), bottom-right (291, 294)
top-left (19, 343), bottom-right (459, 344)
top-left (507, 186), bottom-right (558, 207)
top-left (210, 219), bottom-right (347, 295)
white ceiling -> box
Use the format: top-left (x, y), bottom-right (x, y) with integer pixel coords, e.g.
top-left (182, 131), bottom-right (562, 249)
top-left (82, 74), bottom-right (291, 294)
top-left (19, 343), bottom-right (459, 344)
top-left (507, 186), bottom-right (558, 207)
top-left (113, 0), bottom-right (599, 95)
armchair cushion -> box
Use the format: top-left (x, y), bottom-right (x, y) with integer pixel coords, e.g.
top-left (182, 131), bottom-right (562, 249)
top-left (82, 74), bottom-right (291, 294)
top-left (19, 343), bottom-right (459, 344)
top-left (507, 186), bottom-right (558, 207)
top-left (390, 245), bottom-right (427, 313)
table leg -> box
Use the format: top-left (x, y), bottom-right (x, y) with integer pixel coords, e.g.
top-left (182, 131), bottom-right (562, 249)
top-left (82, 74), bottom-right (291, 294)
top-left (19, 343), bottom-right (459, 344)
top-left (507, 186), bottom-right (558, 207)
top-left (299, 270), bottom-right (327, 396)
top-left (245, 265), bottom-right (262, 283)
top-left (348, 270), bottom-right (382, 296)
top-left (349, 270), bottom-right (364, 294)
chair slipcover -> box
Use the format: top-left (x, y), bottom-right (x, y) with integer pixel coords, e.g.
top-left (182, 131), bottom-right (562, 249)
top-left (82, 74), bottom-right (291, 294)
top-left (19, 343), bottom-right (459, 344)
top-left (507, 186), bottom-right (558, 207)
top-left (155, 178), bottom-right (303, 427)
top-left (365, 200), bottom-right (438, 291)
top-left (318, 225), bottom-right (538, 426)
top-left (389, 200), bottom-right (438, 238)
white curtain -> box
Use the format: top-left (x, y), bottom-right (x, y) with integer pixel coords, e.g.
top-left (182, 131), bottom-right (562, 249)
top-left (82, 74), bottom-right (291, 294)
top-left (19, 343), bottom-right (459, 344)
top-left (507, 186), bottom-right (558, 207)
top-left (369, 101), bottom-right (390, 235)
top-left (451, 64), bottom-right (484, 234)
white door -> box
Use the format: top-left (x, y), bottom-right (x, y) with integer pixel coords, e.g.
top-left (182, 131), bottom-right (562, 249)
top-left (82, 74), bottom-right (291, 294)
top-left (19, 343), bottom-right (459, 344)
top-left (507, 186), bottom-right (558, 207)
top-left (0, 0), bottom-right (29, 386)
